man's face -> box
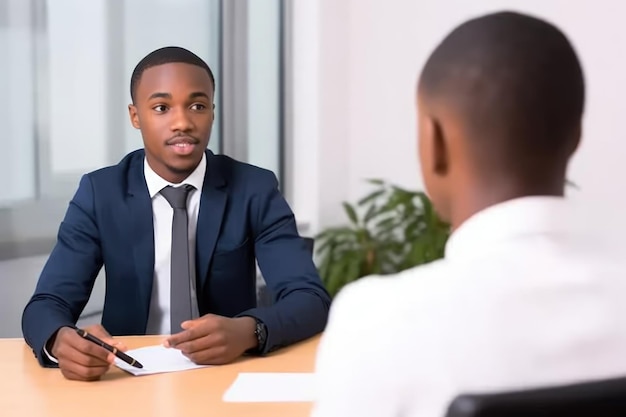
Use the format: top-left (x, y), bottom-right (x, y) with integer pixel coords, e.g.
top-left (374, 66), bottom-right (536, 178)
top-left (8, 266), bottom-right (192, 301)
top-left (128, 62), bottom-right (214, 183)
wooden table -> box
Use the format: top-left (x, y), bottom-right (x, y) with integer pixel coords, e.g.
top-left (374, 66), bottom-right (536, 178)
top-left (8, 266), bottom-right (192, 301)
top-left (0, 335), bottom-right (320, 417)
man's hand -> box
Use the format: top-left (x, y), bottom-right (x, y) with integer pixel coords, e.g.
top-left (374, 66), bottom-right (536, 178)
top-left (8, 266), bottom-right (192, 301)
top-left (165, 315), bottom-right (257, 365)
top-left (50, 324), bottom-right (127, 382)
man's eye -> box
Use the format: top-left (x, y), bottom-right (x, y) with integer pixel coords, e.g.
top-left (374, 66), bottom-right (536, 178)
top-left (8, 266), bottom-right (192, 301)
top-left (191, 104), bottom-right (206, 111)
top-left (153, 105), bottom-right (167, 112)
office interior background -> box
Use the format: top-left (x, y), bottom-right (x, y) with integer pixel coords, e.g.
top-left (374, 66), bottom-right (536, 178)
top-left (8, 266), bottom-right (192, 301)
top-left (1, 0), bottom-right (626, 338)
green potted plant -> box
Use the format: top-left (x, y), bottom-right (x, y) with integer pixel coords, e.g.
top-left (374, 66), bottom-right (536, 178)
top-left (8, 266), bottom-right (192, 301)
top-left (315, 179), bottom-right (450, 297)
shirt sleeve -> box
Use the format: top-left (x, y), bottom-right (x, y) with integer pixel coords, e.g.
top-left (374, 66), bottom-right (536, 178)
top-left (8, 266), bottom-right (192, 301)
top-left (42, 342), bottom-right (59, 364)
top-left (310, 278), bottom-right (402, 417)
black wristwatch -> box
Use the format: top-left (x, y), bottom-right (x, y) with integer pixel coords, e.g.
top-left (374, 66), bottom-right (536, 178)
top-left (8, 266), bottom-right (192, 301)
top-left (254, 319), bottom-right (268, 352)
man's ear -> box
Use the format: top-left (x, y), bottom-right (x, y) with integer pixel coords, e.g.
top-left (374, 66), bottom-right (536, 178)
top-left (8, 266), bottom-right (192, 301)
top-left (426, 116), bottom-right (449, 176)
top-left (128, 104), bottom-right (140, 129)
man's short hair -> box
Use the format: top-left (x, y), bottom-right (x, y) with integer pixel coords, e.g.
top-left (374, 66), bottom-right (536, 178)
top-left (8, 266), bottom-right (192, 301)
top-left (130, 46), bottom-right (216, 102)
top-left (419, 11), bottom-right (584, 171)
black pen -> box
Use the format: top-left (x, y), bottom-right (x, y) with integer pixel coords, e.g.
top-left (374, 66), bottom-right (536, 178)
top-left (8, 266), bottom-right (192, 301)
top-left (74, 327), bottom-right (143, 369)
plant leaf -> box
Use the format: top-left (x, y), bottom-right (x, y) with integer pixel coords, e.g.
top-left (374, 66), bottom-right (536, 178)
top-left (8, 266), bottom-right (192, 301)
top-left (342, 202), bottom-right (359, 225)
top-left (316, 179), bottom-right (451, 297)
top-left (357, 188), bottom-right (385, 206)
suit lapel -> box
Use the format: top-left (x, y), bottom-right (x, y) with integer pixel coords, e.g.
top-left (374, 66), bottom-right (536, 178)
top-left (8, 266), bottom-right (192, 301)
top-left (126, 154), bottom-right (155, 327)
top-left (196, 151), bottom-right (227, 292)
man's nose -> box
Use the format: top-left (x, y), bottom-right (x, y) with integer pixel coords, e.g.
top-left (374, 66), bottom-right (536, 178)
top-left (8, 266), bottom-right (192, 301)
top-left (170, 107), bottom-right (194, 131)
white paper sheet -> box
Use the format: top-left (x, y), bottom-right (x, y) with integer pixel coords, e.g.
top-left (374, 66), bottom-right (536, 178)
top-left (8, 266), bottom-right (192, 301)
top-left (223, 372), bottom-right (315, 402)
top-left (114, 345), bottom-right (210, 376)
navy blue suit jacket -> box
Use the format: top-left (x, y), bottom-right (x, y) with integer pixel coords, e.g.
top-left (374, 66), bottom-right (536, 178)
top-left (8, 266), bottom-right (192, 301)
top-left (22, 150), bottom-right (330, 366)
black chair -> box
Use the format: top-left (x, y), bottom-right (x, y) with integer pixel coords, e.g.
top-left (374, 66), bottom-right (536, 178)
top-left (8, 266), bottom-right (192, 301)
top-left (256, 237), bottom-right (315, 307)
top-left (446, 376), bottom-right (626, 417)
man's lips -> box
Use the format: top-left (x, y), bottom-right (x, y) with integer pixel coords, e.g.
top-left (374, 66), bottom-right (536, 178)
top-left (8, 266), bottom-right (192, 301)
top-left (166, 136), bottom-right (200, 156)
top-left (166, 136), bottom-right (199, 146)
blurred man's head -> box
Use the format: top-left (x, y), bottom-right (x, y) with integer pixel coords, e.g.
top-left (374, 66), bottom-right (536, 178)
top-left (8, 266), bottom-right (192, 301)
top-left (416, 11), bottom-right (584, 229)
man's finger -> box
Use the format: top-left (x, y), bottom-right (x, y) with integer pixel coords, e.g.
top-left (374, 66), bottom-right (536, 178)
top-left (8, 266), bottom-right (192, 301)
top-left (61, 367), bottom-right (96, 382)
top-left (165, 328), bottom-right (196, 348)
top-left (176, 332), bottom-right (224, 354)
top-left (60, 368), bottom-right (83, 381)
top-left (72, 336), bottom-right (113, 362)
top-left (64, 344), bottom-right (112, 367)
top-left (176, 335), bottom-right (215, 354)
top-left (56, 329), bottom-right (106, 360)
top-left (59, 354), bottom-right (110, 381)
top-left (79, 325), bottom-right (128, 352)
top-left (61, 362), bottom-right (108, 381)
top-left (165, 318), bottom-right (218, 347)
top-left (180, 320), bottom-right (194, 330)
top-left (184, 345), bottom-right (229, 365)
top-left (84, 324), bottom-right (112, 339)
top-left (102, 338), bottom-right (128, 352)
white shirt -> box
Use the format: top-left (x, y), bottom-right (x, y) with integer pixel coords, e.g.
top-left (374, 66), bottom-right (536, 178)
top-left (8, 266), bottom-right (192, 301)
top-left (143, 153), bottom-right (206, 335)
top-left (312, 196), bottom-right (626, 417)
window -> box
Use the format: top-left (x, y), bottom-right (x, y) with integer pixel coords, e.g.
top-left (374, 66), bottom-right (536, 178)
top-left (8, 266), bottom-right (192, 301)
top-left (0, 0), bottom-right (287, 259)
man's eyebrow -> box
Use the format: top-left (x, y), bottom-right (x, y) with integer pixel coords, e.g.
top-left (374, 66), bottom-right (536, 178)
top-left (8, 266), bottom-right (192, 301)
top-left (189, 91), bottom-right (210, 100)
top-left (148, 92), bottom-right (172, 100)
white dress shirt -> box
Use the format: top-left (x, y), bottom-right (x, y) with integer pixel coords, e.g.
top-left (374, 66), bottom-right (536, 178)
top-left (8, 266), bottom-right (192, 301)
top-left (143, 153), bottom-right (206, 335)
top-left (312, 196), bottom-right (626, 417)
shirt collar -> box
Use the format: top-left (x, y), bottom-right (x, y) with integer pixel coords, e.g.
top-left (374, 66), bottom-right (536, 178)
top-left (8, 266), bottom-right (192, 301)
top-left (143, 152), bottom-right (207, 198)
top-left (444, 196), bottom-right (579, 261)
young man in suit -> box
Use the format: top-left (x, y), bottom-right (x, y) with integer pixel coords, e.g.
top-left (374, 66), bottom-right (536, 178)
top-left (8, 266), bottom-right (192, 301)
top-left (22, 46), bottom-right (330, 381)
top-left (312, 11), bottom-right (626, 417)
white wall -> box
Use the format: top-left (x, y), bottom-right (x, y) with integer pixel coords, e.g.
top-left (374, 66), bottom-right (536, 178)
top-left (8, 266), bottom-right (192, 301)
top-left (291, 0), bottom-right (351, 233)
top-left (291, 0), bottom-right (626, 235)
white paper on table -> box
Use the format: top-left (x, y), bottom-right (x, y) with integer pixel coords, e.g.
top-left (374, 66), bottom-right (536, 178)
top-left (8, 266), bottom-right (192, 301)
top-left (223, 372), bottom-right (315, 402)
top-left (114, 345), bottom-right (210, 376)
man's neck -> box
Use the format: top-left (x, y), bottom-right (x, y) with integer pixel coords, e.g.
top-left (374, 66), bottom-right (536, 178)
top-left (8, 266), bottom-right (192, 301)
top-left (146, 156), bottom-right (197, 184)
top-left (449, 179), bottom-right (566, 232)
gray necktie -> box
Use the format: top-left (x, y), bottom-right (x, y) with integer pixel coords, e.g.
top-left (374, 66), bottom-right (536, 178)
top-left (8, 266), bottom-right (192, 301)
top-left (160, 184), bottom-right (195, 333)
